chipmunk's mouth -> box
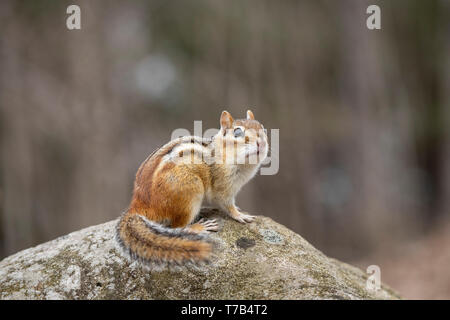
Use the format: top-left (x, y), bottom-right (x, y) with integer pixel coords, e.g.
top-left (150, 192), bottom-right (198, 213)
top-left (245, 148), bottom-right (264, 159)
top-left (244, 141), bottom-right (267, 160)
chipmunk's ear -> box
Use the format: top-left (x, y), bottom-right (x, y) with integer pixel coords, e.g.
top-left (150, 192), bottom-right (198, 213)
top-left (220, 110), bottom-right (234, 129)
top-left (246, 110), bottom-right (255, 120)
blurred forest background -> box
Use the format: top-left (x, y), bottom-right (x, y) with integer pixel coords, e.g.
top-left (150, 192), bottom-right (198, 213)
top-left (0, 0), bottom-right (449, 299)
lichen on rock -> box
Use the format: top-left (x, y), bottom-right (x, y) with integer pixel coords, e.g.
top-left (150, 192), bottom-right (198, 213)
top-left (0, 208), bottom-right (400, 299)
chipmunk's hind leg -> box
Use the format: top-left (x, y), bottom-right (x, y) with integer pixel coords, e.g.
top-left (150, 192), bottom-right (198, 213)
top-left (153, 164), bottom-right (208, 229)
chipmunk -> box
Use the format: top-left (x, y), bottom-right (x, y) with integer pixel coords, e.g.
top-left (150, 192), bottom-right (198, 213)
top-left (116, 110), bottom-right (268, 267)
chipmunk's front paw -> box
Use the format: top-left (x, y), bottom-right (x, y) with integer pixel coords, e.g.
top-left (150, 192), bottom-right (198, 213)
top-left (231, 212), bottom-right (256, 224)
top-left (197, 218), bottom-right (219, 232)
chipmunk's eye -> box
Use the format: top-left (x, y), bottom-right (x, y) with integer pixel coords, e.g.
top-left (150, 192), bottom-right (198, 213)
top-left (234, 127), bottom-right (244, 138)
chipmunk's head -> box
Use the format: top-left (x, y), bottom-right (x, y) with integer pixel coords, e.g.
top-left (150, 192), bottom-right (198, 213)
top-left (216, 110), bottom-right (268, 165)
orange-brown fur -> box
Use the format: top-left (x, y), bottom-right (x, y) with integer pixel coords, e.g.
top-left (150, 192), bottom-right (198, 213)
top-left (116, 110), bottom-right (268, 267)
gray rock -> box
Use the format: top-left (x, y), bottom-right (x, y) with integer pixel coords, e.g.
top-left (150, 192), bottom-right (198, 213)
top-left (0, 209), bottom-right (400, 299)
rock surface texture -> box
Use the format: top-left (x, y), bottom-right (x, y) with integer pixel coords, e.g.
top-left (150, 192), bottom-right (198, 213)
top-left (0, 209), bottom-right (400, 299)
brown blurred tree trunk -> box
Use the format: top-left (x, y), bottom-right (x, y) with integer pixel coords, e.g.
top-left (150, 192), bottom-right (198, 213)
top-left (440, 0), bottom-right (450, 218)
top-left (337, 0), bottom-right (420, 253)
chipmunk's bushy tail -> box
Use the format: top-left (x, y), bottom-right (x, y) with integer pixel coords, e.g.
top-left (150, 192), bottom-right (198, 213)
top-left (115, 212), bottom-right (214, 267)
